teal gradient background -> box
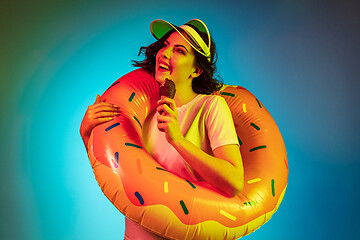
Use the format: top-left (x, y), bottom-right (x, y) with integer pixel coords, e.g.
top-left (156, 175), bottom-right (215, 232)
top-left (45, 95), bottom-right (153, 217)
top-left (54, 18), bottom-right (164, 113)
top-left (1, 0), bottom-right (359, 239)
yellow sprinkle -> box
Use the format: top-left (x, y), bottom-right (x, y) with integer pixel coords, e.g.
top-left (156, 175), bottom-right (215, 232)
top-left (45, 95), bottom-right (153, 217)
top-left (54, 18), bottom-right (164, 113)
top-left (247, 178), bottom-right (261, 184)
top-left (145, 106), bottom-right (149, 118)
top-left (220, 210), bottom-right (236, 221)
top-left (164, 181), bottom-right (169, 193)
top-left (242, 103), bottom-right (247, 113)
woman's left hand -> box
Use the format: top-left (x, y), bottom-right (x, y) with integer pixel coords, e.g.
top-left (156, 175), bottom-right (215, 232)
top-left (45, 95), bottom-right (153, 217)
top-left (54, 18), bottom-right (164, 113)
top-left (156, 96), bottom-right (183, 144)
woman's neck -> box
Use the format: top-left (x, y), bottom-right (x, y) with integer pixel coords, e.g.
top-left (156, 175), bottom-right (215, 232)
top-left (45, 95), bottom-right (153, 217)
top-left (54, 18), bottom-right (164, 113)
top-left (173, 81), bottom-right (198, 107)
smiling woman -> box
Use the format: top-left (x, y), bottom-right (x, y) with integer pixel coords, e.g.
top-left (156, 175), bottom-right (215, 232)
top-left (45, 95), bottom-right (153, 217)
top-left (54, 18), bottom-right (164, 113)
top-left (80, 19), bottom-right (284, 240)
top-left (81, 19), bottom-right (244, 239)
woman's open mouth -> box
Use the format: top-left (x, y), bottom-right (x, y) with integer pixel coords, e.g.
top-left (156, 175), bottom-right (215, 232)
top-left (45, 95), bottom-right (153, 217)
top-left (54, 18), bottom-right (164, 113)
top-left (158, 60), bottom-right (172, 72)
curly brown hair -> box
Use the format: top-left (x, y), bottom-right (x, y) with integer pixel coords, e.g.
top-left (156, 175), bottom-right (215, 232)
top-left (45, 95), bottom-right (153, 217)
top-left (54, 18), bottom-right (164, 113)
top-left (132, 26), bottom-right (223, 95)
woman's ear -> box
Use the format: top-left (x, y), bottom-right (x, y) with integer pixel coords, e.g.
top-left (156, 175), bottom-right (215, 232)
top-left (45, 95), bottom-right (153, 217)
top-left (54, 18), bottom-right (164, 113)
top-left (191, 66), bottom-right (203, 78)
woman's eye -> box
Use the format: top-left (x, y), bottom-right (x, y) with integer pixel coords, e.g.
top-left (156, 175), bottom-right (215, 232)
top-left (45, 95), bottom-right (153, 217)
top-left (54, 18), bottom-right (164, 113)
top-left (175, 48), bottom-right (185, 54)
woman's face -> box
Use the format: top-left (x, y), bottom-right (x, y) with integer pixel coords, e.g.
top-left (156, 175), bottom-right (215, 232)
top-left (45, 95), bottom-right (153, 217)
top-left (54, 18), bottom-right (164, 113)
top-left (155, 32), bottom-right (198, 85)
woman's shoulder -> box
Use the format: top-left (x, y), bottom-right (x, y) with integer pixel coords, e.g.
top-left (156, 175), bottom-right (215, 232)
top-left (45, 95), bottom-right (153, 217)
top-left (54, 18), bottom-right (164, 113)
top-left (178, 94), bottom-right (227, 115)
top-left (195, 94), bottom-right (223, 102)
top-left (195, 94), bottom-right (227, 109)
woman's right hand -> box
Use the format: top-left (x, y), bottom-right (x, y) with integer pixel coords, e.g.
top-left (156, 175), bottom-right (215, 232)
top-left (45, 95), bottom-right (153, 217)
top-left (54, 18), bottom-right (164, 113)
top-left (80, 94), bottom-right (120, 149)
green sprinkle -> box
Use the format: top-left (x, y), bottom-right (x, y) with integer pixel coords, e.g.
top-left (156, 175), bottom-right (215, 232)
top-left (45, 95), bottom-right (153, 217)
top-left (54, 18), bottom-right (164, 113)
top-left (250, 123), bottom-right (260, 130)
top-left (256, 98), bottom-right (262, 108)
top-left (129, 92), bottom-right (135, 102)
top-left (237, 136), bottom-right (243, 146)
top-left (249, 145), bottom-right (267, 152)
top-left (271, 179), bottom-right (275, 197)
top-left (125, 143), bottom-right (142, 149)
top-left (220, 92), bottom-right (235, 97)
top-left (186, 180), bottom-right (196, 189)
top-left (180, 200), bottom-right (189, 215)
top-left (133, 116), bottom-right (142, 129)
top-left (156, 167), bottom-right (169, 172)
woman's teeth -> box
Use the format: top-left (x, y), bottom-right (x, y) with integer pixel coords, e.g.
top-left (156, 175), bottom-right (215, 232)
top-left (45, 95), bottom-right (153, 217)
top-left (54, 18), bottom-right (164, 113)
top-left (160, 63), bottom-right (170, 70)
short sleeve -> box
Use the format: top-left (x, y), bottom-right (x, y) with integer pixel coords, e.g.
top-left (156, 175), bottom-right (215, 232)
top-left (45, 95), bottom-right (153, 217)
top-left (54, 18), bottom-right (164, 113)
top-left (205, 96), bottom-right (239, 150)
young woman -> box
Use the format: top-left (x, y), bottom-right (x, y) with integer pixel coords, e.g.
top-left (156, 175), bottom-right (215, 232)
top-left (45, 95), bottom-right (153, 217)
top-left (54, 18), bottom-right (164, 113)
top-left (80, 19), bottom-right (244, 239)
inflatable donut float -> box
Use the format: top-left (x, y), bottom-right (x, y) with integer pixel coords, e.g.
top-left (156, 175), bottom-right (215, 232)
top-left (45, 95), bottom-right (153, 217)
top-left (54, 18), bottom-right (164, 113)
top-left (87, 69), bottom-right (288, 239)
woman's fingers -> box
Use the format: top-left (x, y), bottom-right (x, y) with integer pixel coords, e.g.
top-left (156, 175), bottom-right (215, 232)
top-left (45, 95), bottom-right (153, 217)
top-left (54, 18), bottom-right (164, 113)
top-left (91, 105), bottom-right (120, 114)
top-left (86, 95), bottom-right (121, 126)
top-left (157, 114), bottom-right (172, 123)
top-left (157, 122), bottom-right (168, 132)
top-left (156, 97), bottom-right (180, 138)
top-left (85, 96), bottom-right (121, 128)
top-left (93, 111), bottom-right (120, 118)
top-left (80, 95), bottom-right (119, 145)
top-left (90, 102), bottom-right (118, 110)
top-left (91, 116), bottom-right (114, 125)
top-left (158, 96), bottom-right (176, 111)
top-left (81, 114), bottom-right (113, 139)
top-left (157, 103), bottom-right (175, 117)
top-left (95, 94), bottom-right (101, 103)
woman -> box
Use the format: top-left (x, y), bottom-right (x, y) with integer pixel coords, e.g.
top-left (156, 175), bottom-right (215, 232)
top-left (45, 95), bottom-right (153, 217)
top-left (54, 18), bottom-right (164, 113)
top-left (80, 19), bottom-right (244, 239)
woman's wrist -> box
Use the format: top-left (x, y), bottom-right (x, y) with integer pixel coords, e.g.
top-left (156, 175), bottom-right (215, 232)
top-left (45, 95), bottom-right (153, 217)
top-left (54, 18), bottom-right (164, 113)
top-left (169, 134), bottom-right (186, 149)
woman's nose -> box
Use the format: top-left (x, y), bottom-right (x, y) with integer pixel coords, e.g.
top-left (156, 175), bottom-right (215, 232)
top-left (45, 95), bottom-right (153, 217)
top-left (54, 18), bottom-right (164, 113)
top-left (162, 47), bottom-right (172, 59)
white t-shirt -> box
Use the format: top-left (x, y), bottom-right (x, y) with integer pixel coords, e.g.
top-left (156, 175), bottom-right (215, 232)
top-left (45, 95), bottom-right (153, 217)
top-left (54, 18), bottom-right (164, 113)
top-left (125, 94), bottom-right (239, 239)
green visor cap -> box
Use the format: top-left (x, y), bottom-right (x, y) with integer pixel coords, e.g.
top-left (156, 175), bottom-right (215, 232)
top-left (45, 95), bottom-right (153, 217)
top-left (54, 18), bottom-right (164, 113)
top-left (150, 19), bottom-right (211, 62)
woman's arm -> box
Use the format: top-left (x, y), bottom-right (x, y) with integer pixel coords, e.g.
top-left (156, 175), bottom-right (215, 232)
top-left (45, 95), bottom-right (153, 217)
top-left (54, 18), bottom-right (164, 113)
top-left (173, 139), bottom-right (243, 197)
top-left (80, 94), bottom-right (120, 151)
top-left (157, 97), bottom-right (244, 197)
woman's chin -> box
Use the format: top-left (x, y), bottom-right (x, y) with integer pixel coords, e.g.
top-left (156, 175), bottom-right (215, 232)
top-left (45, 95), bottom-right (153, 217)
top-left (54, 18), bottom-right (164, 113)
top-left (155, 73), bottom-right (167, 84)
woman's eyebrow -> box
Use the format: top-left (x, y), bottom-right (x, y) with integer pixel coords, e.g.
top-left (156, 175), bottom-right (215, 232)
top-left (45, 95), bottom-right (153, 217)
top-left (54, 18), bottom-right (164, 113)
top-left (165, 40), bottom-right (189, 52)
top-left (174, 44), bottom-right (189, 52)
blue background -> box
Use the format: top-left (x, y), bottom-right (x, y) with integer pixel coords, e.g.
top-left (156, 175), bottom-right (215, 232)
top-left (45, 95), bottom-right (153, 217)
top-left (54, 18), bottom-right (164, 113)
top-left (1, 0), bottom-right (359, 239)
